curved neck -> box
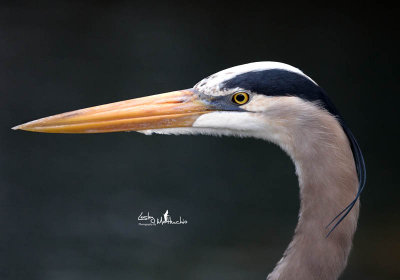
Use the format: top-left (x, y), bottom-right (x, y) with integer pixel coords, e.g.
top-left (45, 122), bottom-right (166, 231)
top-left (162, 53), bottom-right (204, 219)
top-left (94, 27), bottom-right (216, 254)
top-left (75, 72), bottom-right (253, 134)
top-left (143, 96), bottom-right (360, 279)
top-left (264, 100), bottom-right (359, 280)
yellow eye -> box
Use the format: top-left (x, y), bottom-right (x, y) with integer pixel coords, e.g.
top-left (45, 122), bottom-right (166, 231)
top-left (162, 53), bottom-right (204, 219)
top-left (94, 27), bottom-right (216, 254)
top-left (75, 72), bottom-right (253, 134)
top-left (232, 92), bottom-right (249, 105)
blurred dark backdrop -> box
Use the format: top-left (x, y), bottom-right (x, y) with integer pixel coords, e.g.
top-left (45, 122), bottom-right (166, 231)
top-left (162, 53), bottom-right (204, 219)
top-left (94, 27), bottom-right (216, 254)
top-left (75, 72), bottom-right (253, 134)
top-left (1, 1), bottom-right (399, 280)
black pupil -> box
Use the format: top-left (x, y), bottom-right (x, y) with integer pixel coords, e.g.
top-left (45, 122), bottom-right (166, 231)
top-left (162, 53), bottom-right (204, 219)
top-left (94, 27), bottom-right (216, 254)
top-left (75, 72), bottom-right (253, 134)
top-left (236, 94), bottom-right (245, 102)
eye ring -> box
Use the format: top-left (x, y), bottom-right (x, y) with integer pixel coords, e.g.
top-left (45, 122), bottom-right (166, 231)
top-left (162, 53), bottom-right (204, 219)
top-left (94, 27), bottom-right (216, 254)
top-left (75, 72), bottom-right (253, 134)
top-left (232, 92), bottom-right (249, 105)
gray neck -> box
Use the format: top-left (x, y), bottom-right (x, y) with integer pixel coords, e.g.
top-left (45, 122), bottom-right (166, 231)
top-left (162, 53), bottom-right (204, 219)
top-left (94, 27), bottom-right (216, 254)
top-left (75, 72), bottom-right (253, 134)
top-left (142, 96), bottom-right (360, 279)
top-left (265, 104), bottom-right (359, 280)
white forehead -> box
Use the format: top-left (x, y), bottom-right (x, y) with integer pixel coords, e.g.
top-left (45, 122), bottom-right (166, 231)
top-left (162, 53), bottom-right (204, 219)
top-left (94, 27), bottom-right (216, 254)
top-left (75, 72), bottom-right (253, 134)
top-left (194, 61), bottom-right (316, 96)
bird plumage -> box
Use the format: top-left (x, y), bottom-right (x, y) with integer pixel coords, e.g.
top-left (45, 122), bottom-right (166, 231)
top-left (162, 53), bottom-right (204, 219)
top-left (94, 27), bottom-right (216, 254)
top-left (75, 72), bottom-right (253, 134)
top-left (146, 62), bottom-right (365, 237)
top-left (141, 62), bottom-right (365, 279)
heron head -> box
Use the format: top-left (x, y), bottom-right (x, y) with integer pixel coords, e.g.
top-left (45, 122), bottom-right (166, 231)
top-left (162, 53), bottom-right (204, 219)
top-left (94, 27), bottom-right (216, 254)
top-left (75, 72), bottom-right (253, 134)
top-left (13, 62), bottom-right (333, 143)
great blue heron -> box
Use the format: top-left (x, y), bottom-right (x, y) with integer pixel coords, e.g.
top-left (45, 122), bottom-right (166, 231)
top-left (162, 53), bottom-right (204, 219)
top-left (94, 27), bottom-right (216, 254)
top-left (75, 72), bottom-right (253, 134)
top-left (13, 62), bottom-right (366, 280)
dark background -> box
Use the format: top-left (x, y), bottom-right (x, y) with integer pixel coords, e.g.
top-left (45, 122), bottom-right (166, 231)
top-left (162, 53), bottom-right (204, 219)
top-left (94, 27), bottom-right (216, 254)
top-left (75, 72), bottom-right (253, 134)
top-left (1, 1), bottom-right (399, 280)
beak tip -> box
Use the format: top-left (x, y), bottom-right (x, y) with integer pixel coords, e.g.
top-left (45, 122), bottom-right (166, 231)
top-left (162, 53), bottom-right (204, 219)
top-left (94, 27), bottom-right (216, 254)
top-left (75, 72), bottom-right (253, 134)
top-left (12, 123), bottom-right (35, 132)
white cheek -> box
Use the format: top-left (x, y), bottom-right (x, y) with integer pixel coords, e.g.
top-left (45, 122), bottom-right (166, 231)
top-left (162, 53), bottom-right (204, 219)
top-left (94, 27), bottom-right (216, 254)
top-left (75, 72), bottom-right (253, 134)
top-left (193, 112), bottom-right (264, 131)
top-left (193, 111), bottom-right (291, 148)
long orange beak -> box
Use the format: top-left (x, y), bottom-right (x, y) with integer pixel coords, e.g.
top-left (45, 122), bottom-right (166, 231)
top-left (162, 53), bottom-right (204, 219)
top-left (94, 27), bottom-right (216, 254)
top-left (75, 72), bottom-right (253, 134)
top-left (12, 89), bottom-right (213, 133)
